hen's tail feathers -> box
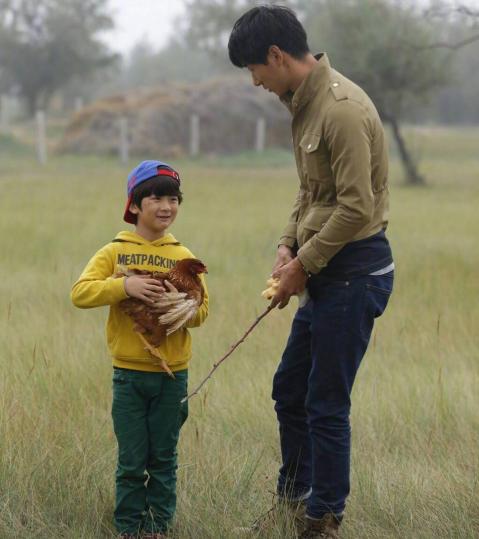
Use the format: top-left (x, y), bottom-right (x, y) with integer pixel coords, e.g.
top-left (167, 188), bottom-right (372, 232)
top-left (135, 331), bottom-right (175, 378)
top-left (158, 298), bottom-right (199, 335)
top-left (151, 292), bottom-right (188, 313)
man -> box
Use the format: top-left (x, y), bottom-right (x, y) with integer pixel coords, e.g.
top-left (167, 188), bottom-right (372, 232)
top-left (228, 5), bottom-right (394, 539)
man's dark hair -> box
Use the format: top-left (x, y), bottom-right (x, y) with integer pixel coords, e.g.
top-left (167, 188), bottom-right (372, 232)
top-left (131, 176), bottom-right (183, 219)
top-left (228, 5), bottom-right (309, 67)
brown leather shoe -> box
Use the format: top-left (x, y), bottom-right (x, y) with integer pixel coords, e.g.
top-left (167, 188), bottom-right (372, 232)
top-left (235, 496), bottom-right (307, 534)
top-left (142, 533), bottom-right (167, 539)
top-left (299, 513), bottom-right (342, 539)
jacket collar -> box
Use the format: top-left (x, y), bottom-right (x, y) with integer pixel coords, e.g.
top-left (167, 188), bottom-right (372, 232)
top-left (280, 53), bottom-right (331, 115)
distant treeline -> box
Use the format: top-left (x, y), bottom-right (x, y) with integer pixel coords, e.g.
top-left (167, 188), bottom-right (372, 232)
top-left (2, 0), bottom-right (477, 126)
top-left (82, 0), bottom-right (478, 126)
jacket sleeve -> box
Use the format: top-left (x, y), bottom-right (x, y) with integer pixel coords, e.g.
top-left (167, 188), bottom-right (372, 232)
top-left (278, 189), bottom-right (301, 249)
top-left (297, 100), bottom-right (374, 274)
top-left (184, 273), bottom-right (209, 328)
top-left (71, 245), bottom-right (129, 308)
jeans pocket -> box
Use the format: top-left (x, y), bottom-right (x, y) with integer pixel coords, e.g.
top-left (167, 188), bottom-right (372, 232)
top-left (365, 274), bottom-right (393, 319)
top-left (360, 274), bottom-right (393, 340)
top-left (112, 368), bottom-right (129, 384)
top-left (365, 283), bottom-right (392, 296)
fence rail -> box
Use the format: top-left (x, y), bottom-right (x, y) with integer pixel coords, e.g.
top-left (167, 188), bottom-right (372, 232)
top-left (0, 97), bottom-right (272, 165)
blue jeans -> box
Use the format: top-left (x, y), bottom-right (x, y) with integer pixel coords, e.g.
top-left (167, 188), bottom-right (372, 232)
top-left (272, 272), bottom-right (393, 518)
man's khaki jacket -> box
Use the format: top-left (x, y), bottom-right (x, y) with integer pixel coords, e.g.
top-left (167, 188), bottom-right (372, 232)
top-left (279, 53), bottom-right (389, 274)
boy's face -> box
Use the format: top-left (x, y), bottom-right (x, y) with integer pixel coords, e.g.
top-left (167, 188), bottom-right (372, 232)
top-left (129, 195), bottom-right (179, 238)
top-left (247, 47), bottom-right (291, 97)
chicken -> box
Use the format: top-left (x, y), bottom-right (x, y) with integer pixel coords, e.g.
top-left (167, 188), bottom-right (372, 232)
top-left (116, 258), bottom-right (207, 377)
top-left (261, 277), bottom-right (280, 300)
top-left (261, 276), bottom-right (310, 307)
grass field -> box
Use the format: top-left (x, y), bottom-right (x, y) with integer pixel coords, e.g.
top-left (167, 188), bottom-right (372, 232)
top-left (0, 126), bottom-right (478, 538)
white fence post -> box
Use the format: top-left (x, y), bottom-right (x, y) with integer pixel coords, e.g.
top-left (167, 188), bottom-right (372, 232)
top-left (255, 117), bottom-right (266, 153)
top-left (36, 110), bottom-right (47, 164)
top-left (189, 114), bottom-right (200, 157)
top-left (0, 95), bottom-right (9, 134)
top-left (74, 97), bottom-right (84, 113)
top-left (119, 117), bottom-right (129, 165)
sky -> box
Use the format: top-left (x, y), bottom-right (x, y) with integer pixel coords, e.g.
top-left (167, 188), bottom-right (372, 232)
top-left (105, 0), bottom-right (186, 54)
top-left (103, 0), bottom-right (478, 55)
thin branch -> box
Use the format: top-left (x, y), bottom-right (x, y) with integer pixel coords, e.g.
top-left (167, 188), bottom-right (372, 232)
top-left (417, 33), bottom-right (479, 50)
top-left (423, 4), bottom-right (479, 19)
top-left (456, 6), bottom-right (479, 18)
top-left (182, 304), bottom-right (275, 402)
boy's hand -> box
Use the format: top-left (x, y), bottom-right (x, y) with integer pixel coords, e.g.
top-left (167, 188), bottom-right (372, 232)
top-left (124, 275), bottom-right (166, 304)
top-left (164, 280), bottom-right (179, 293)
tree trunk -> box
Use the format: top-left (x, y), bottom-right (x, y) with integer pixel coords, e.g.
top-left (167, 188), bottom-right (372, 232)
top-left (388, 116), bottom-right (425, 186)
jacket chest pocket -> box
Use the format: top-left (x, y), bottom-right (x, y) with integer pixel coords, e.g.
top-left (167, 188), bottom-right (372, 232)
top-left (299, 133), bottom-right (331, 180)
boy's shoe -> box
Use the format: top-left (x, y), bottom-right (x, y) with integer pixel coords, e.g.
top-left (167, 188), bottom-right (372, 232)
top-left (142, 534), bottom-right (168, 539)
top-left (298, 513), bottom-right (342, 539)
top-left (118, 534), bottom-right (139, 539)
top-left (235, 493), bottom-right (308, 534)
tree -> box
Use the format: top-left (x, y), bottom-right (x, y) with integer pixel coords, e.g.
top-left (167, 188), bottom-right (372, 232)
top-left (0, 0), bottom-right (116, 115)
top-left (182, 0), bottom-right (249, 65)
top-left (182, 0), bottom-right (298, 66)
top-left (421, 1), bottom-right (479, 50)
top-left (414, 2), bottom-right (479, 124)
top-left (122, 38), bottom-right (221, 89)
top-left (182, 0), bottom-right (453, 184)
top-left (303, 0), bottom-right (452, 185)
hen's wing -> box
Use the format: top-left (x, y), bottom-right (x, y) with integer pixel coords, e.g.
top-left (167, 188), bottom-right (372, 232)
top-left (118, 266), bottom-right (170, 344)
top-left (116, 262), bottom-right (203, 342)
top-left (120, 298), bottom-right (167, 345)
top-left (150, 292), bottom-right (200, 336)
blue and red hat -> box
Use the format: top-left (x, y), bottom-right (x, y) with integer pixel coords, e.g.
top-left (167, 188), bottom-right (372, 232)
top-left (123, 160), bottom-right (181, 224)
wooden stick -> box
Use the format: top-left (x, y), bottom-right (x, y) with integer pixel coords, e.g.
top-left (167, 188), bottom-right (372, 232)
top-left (182, 305), bottom-right (275, 402)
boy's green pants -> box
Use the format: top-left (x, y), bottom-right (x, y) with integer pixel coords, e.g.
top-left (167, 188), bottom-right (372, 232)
top-left (111, 368), bottom-right (188, 535)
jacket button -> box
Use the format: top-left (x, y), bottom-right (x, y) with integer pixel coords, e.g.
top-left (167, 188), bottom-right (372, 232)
top-left (332, 82), bottom-right (339, 87)
top-left (307, 144), bottom-right (312, 149)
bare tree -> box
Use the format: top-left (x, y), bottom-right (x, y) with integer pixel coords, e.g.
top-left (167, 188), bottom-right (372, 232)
top-left (181, 0), bottom-right (474, 184)
top-left (419, 1), bottom-right (479, 50)
top-left (0, 0), bottom-right (116, 115)
top-left (304, 0), bottom-right (451, 185)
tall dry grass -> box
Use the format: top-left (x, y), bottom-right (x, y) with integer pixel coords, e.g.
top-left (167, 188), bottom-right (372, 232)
top-left (0, 127), bottom-right (478, 538)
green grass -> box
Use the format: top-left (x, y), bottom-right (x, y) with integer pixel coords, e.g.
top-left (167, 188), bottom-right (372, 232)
top-left (0, 133), bottom-right (31, 158)
top-left (0, 126), bottom-right (478, 538)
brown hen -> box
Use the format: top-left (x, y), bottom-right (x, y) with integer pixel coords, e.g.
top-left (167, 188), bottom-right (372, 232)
top-left (117, 258), bottom-right (207, 377)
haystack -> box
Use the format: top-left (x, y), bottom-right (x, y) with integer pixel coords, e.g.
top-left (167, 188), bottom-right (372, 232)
top-left (59, 77), bottom-right (292, 156)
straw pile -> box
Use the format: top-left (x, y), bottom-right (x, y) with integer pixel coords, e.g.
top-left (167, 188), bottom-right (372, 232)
top-left (59, 77), bottom-right (292, 156)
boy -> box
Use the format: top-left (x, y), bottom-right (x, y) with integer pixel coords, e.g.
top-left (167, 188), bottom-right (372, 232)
top-left (71, 160), bottom-right (208, 538)
top-left (228, 5), bottom-right (393, 539)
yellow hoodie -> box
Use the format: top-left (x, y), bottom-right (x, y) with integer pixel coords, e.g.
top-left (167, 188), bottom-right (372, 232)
top-left (71, 231), bottom-right (208, 373)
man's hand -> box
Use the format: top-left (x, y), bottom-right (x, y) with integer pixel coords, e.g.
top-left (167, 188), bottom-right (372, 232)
top-left (271, 257), bottom-right (308, 309)
top-left (272, 245), bottom-right (294, 275)
top-left (124, 275), bottom-right (165, 304)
